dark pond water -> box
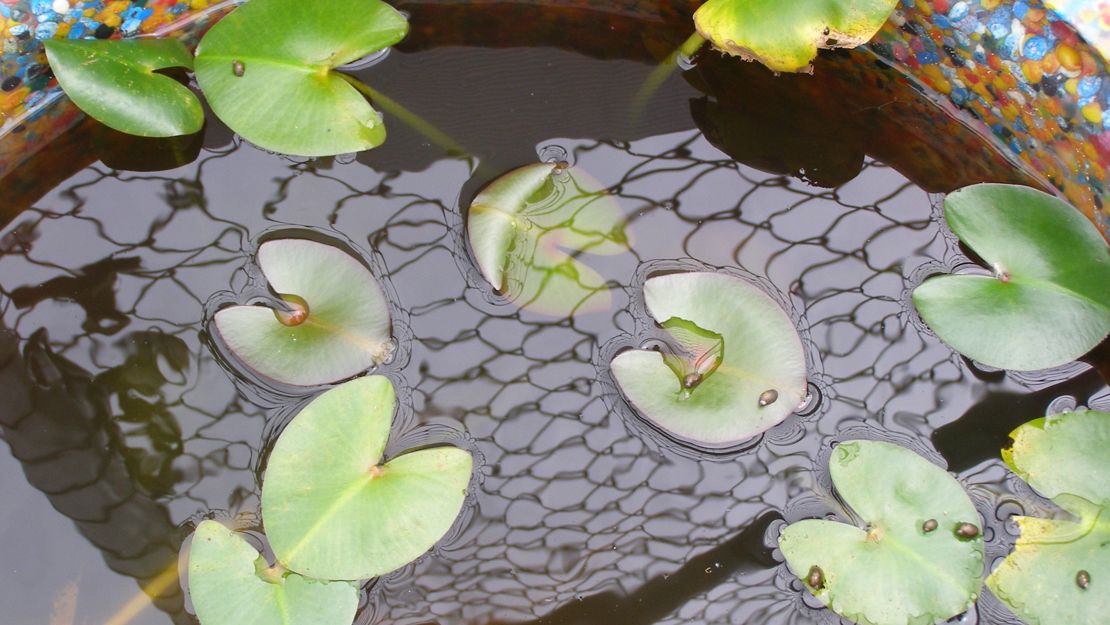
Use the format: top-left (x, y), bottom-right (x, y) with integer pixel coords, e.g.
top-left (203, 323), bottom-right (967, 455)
top-left (1, 40), bottom-right (1107, 625)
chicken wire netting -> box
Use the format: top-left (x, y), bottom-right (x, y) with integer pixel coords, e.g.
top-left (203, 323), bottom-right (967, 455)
top-left (0, 125), bottom-right (1106, 625)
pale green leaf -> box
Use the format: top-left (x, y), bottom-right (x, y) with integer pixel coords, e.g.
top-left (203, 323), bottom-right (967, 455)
top-left (214, 238), bottom-right (392, 387)
top-left (188, 520), bottom-right (358, 625)
top-left (467, 162), bottom-right (630, 317)
top-left (779, 440), bottom-right (984, 625)
top-left (262, 376), bottom-right (473, 580)
top-left (610, 272), bottom-right (806, 446)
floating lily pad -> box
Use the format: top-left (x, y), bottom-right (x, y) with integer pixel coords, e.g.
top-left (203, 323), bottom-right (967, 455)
top-left (467, 162), bottom-right (629, 316)
top-left (693, 0), bottom-right (899, 73)
top-left (779, 440), bottom-right (984, 625)
top-left (987, 410), bottom-right (1110, 625)
top-left (194, 0), bottom-right (408, 156)
top-left (214, 238), bottom-right (392, 387)
top-left (912, 184), bottom-right (1110, 371)
top-left (44, 39), bottom-right (203, 138)
top-left (609, 272), bottom-right (806, 446)
top-left (262, 376), bottom-right (473, 580)
top-left (188, 520), bottom-right (359, 625)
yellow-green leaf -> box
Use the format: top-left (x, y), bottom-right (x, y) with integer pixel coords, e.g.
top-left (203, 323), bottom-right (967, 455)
top-left (987, 410), bottom-right (1110, 625)
top-left (693, 0), bottom-right (899, 73)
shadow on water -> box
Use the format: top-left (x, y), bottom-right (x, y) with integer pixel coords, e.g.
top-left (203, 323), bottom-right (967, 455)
top-left (411, 512), bottom-right (782, 625)
top-left (519, 512), bottom-right (781, 625)
top-left (932, 366), bottom-right (1108, 473)
top-left (10, 255), bottom-right (141, 335)
top-left (0, 121), bottom-right (206, 230)
top-left (0, 325), bottom-right (190, 623)
top-left (687, 50), bottom-right (1037, 192)
top-left (1083, 337), bottom-right (1110, 387)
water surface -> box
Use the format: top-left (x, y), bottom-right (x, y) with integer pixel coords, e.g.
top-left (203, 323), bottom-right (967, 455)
top-left (0, 42), bottom-right (1106, 625)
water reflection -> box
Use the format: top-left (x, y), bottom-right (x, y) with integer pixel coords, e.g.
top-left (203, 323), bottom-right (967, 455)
top-left (481, 512), bottom-right (781, 625)
top-left (97, 330), bottom-right (190, 497)
top-left (10, 256), bottom-right (141, 335)
top-left (688, 50), bottom-right (1037, 193)
top-left (0, 327), bottom-right (189, 623)
top-left (0, 127), bottom-right (1060, 625)
top-left (932, 367), bottom-right (1107, 473)
top-left (467, 163), bottom-right (631, 317)
top-left (1, 119), bottom-right (205, 229)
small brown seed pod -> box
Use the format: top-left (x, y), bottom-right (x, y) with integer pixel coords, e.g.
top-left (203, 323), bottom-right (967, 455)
top-left (806, 565), bottom-right (825, 590)
top-left (955, 522), bottom-right (979, 540)
top-left (758, 389), bottom-right (779, 407)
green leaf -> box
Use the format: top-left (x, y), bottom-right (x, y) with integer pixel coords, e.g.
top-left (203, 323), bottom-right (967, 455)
top-left (779, 440), bottom-right (984, 625)
top-left (693, 0), bottom-right (899, 73)
top-left (44, 39), bottom-right (203, 138)
top-left (214, 238), bottom-right (393, 387)
top-left (912, 184), bottom-right (1110, 371)
top-left (467, 162), bottom-right (630, 317)
top-left (987, 410), bottom-right (1110, 625)
top-left (262, 376), bottom-right (473, 580)
top-left (609, 272), bottom-right (806, 446)
top-left (188, 520), bottom-right (359, 625)
top-left (657, 316), bottom-right (725, 387)
top-left (194, 0), bottom-right (408, 156)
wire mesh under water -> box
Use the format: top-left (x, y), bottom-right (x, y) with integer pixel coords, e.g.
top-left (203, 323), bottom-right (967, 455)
top-left (0, 128), bottom-right (1106, 625)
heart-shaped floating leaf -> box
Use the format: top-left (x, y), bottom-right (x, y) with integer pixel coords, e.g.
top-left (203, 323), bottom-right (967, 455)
top-left (467, 162), bottom-right (630, 316)
top-left (693, 0), bottom-right (899, 73)
top-left (214, 238), bottom-right (392, 387)
top-left (912, 184), bottom-right (1110, 371)
top-left (987, 410), bottom-right (1110, 625)
top-left (262, 376), bottom-right (473, 580)
top-left (188, 520), bottom-right (358, 625)
top-left (779, 440), bottom-right (984, 625)
top-left (609, 272), bottom-right (806, 446)
top-left (44, 39), bottom-right (203, 137)
top-left (194, 0), bottom-right (408, 156)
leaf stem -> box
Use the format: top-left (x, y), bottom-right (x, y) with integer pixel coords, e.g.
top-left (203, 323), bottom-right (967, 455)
top-left (628, 32), bottom-right (706, 125)
top-left (339, 73), bottom-right (468, 157)
top-left (99, 562), bottom-right (180, 625)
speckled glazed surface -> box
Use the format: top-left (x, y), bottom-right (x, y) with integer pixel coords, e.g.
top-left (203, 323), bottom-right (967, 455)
top-left (871, 0), bottom-right (1110, 234)
top-left (0, 0), bottom-right (233, 176)
top-left (0, 0), bottom-right (1108, 236)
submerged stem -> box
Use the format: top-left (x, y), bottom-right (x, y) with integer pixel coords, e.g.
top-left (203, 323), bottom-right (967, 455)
top-left (340, 73), bottom-right (468, 156)
top-left (628, 33), bottom-right (706, 125)
top-left (99, 562), bottom-right (180, 625)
